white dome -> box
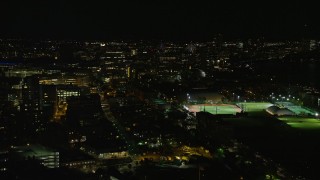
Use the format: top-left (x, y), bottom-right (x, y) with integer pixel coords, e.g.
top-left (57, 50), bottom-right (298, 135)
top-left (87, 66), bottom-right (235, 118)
top-left (266, 105), bottom-right (280, 115)
top-left (266, 106), bottom-right (295, 116)
top-left (276, 108), bottom-right (295, 116)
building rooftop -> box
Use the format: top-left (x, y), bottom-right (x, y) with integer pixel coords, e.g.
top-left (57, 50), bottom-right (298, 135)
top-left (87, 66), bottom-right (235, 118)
top-left (12, 144), bottom-right (58, 157)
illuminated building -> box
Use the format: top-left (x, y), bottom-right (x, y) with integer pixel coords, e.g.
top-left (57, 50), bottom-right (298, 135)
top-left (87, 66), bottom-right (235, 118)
top-left (130, 49), bottom-right (137, 56)
top-left (4, 69), bottom-right (43, 78)
top-left (59, 151), bottom-right (95, 169)
top-left (39, 75), bottom-right (90, 87)
top-left (127, 66), bottom-right (131, 78)
top-left (62, 158), bottom-right (95, 169)
top-left (11, 145), bottom-right (59, 168)
top-left (103, 51), bottom-right (125, 61)
top-left (159, 56), bottom-right (177, 62)
top-left (97, 150), bottom-right (128, 159)
top-left (82, 143), bottom-right (128, 160)
top-left (310, 40), bottom-right (317, 51)
top-left (57, 85), bottom-right (81, 102)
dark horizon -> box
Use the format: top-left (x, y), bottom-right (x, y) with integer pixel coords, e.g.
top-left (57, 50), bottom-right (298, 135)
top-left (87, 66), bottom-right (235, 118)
top-left (1, 0), bottom-right (320, 41)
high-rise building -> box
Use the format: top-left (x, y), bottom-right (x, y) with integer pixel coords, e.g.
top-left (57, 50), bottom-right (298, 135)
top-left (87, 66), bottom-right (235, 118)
top-left (21, 76), bottom-right (44, 133)
top-left (41, 85), bottom-right (57, 122)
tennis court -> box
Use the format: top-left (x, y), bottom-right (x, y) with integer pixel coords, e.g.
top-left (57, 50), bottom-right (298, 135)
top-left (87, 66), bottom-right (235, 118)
top-left (186, 104), bottom-right (242, 115)
top-left (237, 102), bottom-right (273, 112)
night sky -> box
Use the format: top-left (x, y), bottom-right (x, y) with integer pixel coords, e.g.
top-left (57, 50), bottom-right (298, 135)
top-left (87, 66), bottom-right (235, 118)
top-left (1, 0), bottom-right (319, 40)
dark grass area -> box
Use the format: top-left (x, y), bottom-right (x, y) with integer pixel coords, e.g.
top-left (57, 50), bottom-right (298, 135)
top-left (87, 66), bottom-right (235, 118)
top-left (224, 114), bottom-right (320, 179)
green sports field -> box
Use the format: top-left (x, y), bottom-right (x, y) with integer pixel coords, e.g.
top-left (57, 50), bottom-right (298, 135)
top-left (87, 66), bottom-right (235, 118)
top-left (237, 102), bottom-right (273, 112)
top-left (278, 116), bottom-right (320, 129)
top-left (186, 102), bottom-right (273, 115)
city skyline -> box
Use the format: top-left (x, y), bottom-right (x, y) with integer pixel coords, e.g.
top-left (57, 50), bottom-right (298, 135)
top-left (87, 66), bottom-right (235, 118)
top-left (1, 37), bottom-right (320, 179)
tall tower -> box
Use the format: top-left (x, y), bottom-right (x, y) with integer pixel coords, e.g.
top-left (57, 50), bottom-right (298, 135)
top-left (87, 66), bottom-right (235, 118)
top-left (21, 75), bottom-right (44, 134)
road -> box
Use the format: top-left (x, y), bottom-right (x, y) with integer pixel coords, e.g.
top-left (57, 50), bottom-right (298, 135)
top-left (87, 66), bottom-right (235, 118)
top-left (101, 99), bottom-right (138, 155)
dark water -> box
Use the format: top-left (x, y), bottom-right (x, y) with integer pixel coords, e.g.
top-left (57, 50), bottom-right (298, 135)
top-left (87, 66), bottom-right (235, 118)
top-left (253, 61), bottom-right (320, 88)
